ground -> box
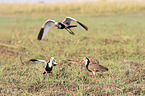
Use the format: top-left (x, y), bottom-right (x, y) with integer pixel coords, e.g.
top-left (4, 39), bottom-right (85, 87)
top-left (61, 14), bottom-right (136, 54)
top-left (0, 12), bottom-right (145, 95)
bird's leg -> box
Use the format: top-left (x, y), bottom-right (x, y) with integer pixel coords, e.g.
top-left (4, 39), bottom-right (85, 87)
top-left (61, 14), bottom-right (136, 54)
top-left (49, 71), bottom-right (53, 76)
top-left (68, 28), bottom-right (75, 35)
top-left (92, 71), bottom-right (97, 79)
top-left (65, 28), bottom-right (75, 35)
top-left (94, 75), bottom-right (97, 79)
top-left (43, 71), bottom-right (47, 80)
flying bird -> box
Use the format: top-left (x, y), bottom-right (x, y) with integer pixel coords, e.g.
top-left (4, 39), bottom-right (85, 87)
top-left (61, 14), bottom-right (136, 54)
top-left (29, 57), bottom-right (58, 74)
top-left (82, 57), bottom-right (108, 79)
top-left (37, 17), bottom-right (88, 40)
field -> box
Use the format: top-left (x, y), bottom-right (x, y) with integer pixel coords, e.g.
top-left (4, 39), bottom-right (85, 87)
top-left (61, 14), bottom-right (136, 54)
top-left (1, 1), bottom-right (145, 14)
top-left (0, 1), bottom-right (145, 96)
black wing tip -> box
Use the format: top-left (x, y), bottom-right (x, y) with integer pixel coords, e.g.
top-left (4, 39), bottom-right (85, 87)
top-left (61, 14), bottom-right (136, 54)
top-left (105, 67), bottom-right (109, 71)
top-left (37, 28), bottom-right (44, 40)
top-left (85, 28), bottom-right (88, 31)
top-left (77, 21), bottom-right (88, 31)
top-left (86, 27), bottom-right (88, 31)
top-left (29, 59), bottom-right (38, 62)
top-left (37, 38), bottom-right (42, 40)
top-left (102, 66), bottom-right (109, 71)
top-left (43, 71), bottom-right (46, 74)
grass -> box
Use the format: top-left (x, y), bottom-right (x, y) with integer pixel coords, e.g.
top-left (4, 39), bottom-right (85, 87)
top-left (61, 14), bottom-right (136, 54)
top-left (1, 1), bottom-right (145, 14)
top-left (0, 3), bottom-right (145, 95)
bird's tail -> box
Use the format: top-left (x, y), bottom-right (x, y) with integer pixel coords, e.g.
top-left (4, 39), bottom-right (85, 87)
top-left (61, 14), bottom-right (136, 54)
top-left (67, 25), bottom-right (77, 28)
top-left (102, 66), bottom-right (109, 71)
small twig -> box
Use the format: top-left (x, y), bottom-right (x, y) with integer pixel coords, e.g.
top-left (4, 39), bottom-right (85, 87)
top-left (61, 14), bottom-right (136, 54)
top-left (0, 43), bottom-right (19, 49)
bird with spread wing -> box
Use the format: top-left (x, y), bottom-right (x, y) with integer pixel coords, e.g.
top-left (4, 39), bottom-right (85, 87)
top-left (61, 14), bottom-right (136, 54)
top-left (29, 57), bottom-right (58, 74)
top-left (37, 17), bottom-right (88, 40)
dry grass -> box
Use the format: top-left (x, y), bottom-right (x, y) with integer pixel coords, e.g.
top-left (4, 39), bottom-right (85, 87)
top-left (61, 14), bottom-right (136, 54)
top-left (0, 1), bottom-right (145, 14)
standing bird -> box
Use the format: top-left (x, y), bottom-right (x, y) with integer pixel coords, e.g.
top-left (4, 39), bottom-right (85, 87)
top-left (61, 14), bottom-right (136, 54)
top-left (29, 57), bottom-right (58, 74)
top-left (37, 17), bottom-right (88, 40)
top-left (82, 57), bottom-right (108, 79)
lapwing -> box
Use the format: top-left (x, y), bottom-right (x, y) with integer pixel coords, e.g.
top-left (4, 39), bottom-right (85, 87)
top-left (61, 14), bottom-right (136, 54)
top-left (37, 17), bottom-right (88, 40)
top-left (83, 57), bottom-right (108, 79)
top-left (29, 57), bottom-right (58, 74)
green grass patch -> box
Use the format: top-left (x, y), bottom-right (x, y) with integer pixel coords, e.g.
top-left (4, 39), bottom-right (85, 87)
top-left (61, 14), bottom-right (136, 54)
top-left (0, 12), bottom-right (145, 95)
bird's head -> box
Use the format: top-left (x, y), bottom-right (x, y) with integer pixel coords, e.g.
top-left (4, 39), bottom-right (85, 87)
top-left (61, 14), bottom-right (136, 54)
top-left (50, 57), bottom-right (54, 62)
top-left (83, 57), bottom-right (89, 62)
top-left (55, 22), bottom-right (58, 25)
top-left (82, 57), bottom-right (90, 66)
top-left (55, 22), bottom-right (62, 28)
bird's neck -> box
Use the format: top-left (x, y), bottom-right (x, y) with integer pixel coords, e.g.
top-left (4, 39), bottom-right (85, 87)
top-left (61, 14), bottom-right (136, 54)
top-left (48, 60), bottom-right (53, 68)
top-left (85, 59), bottom-right (92, 72)
top-left (85, 59), bottom-right (90, 68)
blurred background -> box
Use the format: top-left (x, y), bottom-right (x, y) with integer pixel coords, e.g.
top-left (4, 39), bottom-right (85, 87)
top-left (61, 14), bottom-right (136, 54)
top-left (0, 0), bottom-right (144, 3)
top-left (0, 0), bottom-right (145, 3)
top-left (1, 0), bottom-right (145, 14)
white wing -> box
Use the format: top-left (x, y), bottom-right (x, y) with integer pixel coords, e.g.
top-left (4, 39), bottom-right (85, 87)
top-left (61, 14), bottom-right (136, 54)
top-left (63, 17), bottom-right (88, 31)
top-left (29, 59), bottom-right (47, 67)
top-left (63, 17), bottom-right (76, 25)
top-left (37, 19), bottom-right (56, 40)
top-left (53, 62), bottom-right (58, 65)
